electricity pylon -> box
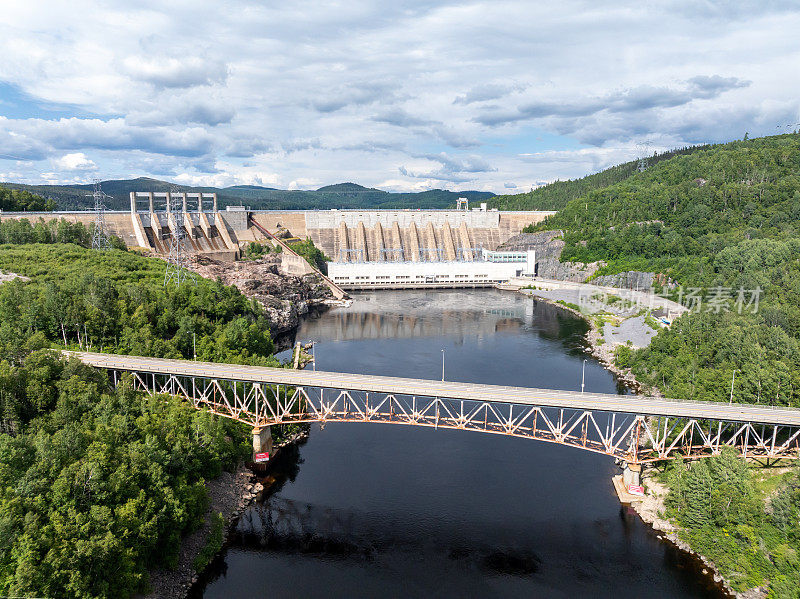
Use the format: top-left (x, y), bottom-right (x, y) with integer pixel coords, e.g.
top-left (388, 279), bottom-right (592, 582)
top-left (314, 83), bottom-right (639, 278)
top-left (164, 189), bottom-right (195, 287)
top-left (89, 180), bottom-right (111, 250)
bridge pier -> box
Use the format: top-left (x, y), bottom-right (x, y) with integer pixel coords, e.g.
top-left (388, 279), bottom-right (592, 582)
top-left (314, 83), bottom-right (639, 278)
top-left (253, 425), bottom-right (273, 457)
top-left (622, 462), bottom-right (641, 488)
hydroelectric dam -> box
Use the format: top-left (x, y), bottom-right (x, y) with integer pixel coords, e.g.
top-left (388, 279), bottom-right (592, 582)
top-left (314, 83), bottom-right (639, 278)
top-left (0, 191), bottom-right (555, 289)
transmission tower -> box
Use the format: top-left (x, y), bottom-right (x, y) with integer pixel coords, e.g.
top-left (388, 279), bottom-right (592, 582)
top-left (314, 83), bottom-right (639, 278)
top-left (164, 189), bottom-right (195, 287)
top-left (89, 180), bottom-right (111, 250)
top-left (636, 142), bottom-right (652, 172)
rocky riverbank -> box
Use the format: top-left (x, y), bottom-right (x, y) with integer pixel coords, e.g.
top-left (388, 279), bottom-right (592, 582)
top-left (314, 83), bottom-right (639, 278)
top-left (633, 470), bottom-right (761, 599)
top-left (139, 256), bottom-right (330, 598)
top-left (502, 280), bottom-right (679, 393)
top-left (143, 429), bottom-right (313, 599)
top-left (188, 254), bottom-right (344, 337)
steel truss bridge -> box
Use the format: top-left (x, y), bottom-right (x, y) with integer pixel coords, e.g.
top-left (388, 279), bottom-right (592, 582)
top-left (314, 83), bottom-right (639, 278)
top-left (71, 352), bottom-right (800, 465)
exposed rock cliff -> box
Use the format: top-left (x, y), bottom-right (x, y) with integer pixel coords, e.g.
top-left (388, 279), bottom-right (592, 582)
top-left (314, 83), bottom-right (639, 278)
top-left (592, 270), bottom-right (654, 290)
top-left (498, 230), bottom-right (661, 289)
top-left (498, 231), bottom-right (605, 282)
top-left (497, 231), bottom-right (565, 258)
top-left (189, 255), bottom-right (333, 336)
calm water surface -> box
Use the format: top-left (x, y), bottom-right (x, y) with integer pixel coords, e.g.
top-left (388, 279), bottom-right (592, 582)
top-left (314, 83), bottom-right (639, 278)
top-left (197, 289), bottom-right (721, 599)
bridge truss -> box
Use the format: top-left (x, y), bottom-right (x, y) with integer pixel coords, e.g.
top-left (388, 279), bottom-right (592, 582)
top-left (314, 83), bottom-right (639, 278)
top-left (111, 369), bottom-right (800, 465)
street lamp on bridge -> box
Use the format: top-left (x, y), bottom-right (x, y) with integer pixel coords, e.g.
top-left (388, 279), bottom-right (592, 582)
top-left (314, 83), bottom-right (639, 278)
top-left (581, 358), bottom-right (587, 393)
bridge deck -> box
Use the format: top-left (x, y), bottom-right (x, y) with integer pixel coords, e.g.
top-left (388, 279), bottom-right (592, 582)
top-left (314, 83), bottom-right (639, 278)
top-left (69, 352), bottom-right (800, 426)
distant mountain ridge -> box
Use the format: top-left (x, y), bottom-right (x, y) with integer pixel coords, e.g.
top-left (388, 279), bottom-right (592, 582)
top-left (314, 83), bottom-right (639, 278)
top-left (0, 177), bottom-right (493, 211)
top-left (315, 182), bottom-right (381, 192)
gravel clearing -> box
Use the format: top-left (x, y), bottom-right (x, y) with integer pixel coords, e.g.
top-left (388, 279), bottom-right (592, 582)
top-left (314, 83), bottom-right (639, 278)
top-left (514, 286), bottom-right (663, 351)
top-left (604, 315), bottom-right (657, 348)
top-left (0, 270), bottom-right (29, 284)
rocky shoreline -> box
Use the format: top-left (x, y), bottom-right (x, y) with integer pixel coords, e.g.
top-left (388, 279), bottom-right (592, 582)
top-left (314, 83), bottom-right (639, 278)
top-left (507, 285), bottom-right (655, 393)
top-left (140, 254), bottom-right (327, 598)
top-left (632, 472), bottom-right (758, 599)
top-left (140, 466), bottom-right (262, 599)
top-left (549, 296), bottom-right (647, 393)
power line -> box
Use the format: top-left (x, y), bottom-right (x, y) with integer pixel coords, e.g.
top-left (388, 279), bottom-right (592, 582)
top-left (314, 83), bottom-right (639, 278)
top-left (635, 141), bottom-right (652, 172)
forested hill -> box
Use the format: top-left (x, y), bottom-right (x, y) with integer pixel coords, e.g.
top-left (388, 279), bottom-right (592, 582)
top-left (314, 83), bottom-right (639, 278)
top-left (489, 144), bottom-right (707, 211)
top-left (532, 133), bottom-right (800, 275)
top-left (530, 132), bottom-right (800, 409)
top-left (0, 184), bottom-right (53, 211)
top-left (1, 177), bottom-right (493, 211)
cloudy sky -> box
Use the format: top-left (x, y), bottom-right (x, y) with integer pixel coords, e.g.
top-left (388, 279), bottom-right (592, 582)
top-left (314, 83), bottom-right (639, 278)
top-left (0, 0), bottom-right (798, 193)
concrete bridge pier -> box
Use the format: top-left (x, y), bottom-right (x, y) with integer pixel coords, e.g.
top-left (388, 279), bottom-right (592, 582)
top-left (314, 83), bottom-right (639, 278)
top-left (622, 462), bottom-right (641, 487)
top-left (253, 425), bottom-right (273, 457)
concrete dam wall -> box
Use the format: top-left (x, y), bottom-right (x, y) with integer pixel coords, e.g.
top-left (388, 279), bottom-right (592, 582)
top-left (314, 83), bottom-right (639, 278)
top-left (250, 209), bottom-right (554, 263)
top-left (0, 206), bottom-right (554, 266)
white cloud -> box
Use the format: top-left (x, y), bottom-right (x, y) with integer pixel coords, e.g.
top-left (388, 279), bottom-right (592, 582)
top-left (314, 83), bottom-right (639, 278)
top-left (53, 152), bottom-right (97, 171)
top-left (0, 0), bottom-right (797, 191)
top-left (121, 56), bottom-right (229, 89)
top-left (287, 178), bottom-right (318, 191)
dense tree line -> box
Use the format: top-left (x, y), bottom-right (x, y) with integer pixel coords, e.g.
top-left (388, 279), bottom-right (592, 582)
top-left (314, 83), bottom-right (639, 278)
top-left (0, 241), bottom-right (301, 597)
top-left (662, 450), bottom-right (800, 596)
top-left (504, 132), bottom-right (800, 594)
top-left (0, 185), bottom-right (54, 212)
top-left (244, 238), bottom-right (330, 273)
top-left (0, 217), bottom-right (113, 247)
top-left (532, 136), bottom-right (800, 263)
top-left (0, 244), bottom-right (278, 382)
top-left (290, 238), bottom-right (330, 272)
top-left (3, 178), bottom-right (494, 211)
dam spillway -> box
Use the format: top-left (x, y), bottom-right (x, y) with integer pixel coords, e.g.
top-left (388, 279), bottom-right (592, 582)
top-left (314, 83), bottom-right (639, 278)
top-left (0, 202), bottom-right (554, 288)
top-left (249, 208), bottom-right (553, 265)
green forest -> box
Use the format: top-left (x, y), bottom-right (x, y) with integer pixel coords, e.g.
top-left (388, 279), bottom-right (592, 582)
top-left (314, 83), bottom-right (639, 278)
top-left (488, 145), bottom-right (706, 211)
top-left (0, 244), bottom-right (279, 377)
top-left (0, 184), bottom-right (54, 212)
top-left (0, 229), bottom-right (293, 597)
top-left (661, 450), bottom-right (800, 595)
top-left (2, 177), bottom-right (493, 211)
top-left (0, 216), bottom-right (120, 248)
top-left (0, 355), bottom-right (250, 597)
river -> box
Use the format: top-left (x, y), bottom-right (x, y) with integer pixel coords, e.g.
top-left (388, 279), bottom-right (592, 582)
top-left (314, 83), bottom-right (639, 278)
top-left (196, 289), bottom-right (722, 598)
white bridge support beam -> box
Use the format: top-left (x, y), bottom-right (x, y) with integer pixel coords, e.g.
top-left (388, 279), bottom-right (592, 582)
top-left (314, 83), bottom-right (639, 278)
top-left (253, 425), bottom-right (273, 455)
top-left (622, 462), bottom-right (641, 487)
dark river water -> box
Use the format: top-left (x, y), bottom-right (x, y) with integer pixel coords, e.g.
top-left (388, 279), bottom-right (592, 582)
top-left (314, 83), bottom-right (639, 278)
top-left (197, 289), bottom-right (721, 599)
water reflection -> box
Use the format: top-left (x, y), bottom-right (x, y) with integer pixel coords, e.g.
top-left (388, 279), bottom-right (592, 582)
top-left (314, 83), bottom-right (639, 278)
top-left (293, 290), bottom-right (586, 347)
